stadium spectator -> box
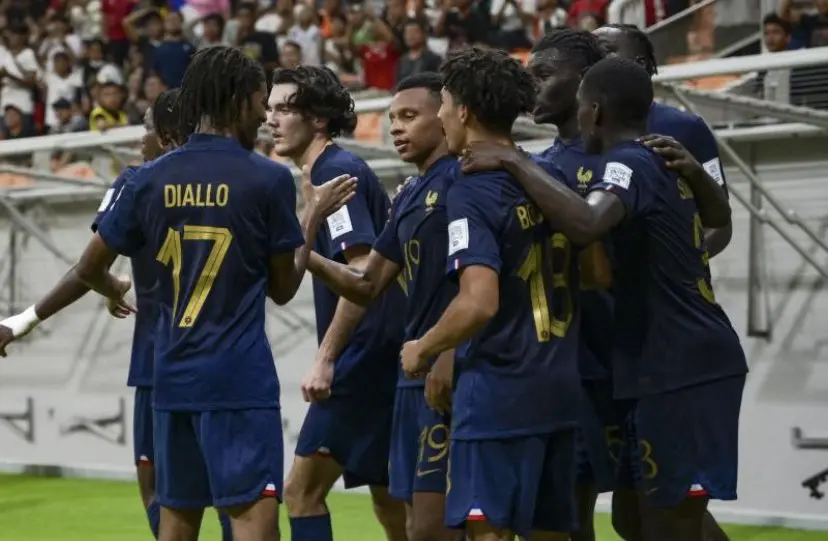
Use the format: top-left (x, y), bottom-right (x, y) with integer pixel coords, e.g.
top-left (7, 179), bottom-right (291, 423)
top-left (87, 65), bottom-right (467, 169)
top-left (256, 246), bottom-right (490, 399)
top-left (436, 0), bottom-right (491, 50)
top-left (288, 3), bottom-right (323, 65)
top-left (780, 0), bottom-right (828, 48)
top-left (764, 12), bottom-right (793, 52)
top-left (232, 1), bottom-right (280, 73)
top-left (395, 18), bottom-right (441, 85)
top-left (490, 0), bottom-right (536, 51)
top-left (280, 40), bottom-right (303, 68)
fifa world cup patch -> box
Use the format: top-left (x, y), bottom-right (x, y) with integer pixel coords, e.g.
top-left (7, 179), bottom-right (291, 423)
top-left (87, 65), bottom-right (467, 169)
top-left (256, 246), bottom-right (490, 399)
top-left (448, 218), bottom-right (469, 256)
top-left (602, 162), bottom-right (633, 190)
top-left (702, 158), bottom-right (724, 186)
top-left (326, 206), bottom-right (354, 240)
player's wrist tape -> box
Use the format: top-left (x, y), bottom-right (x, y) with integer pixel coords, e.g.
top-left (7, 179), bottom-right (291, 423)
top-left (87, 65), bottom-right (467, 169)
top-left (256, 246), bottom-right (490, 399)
top-left (2, 305), bottom-right (41, 337)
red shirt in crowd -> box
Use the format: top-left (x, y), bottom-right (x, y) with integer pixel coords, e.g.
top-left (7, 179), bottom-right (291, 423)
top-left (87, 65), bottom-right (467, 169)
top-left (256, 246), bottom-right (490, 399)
top-left (567, 0), bottom-right (609, 26)
top-left (359, 42), bottom-right (399, 91)
top-left (102, 0), bottom-right (138, 41)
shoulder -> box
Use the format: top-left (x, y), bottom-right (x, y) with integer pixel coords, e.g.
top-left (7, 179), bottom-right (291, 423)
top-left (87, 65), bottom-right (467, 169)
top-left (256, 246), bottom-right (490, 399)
top-left (531, 154), bottom-right (572, 189)
top-left (650, 102), bottom-right (706, 138)
top-left (314, 147), bottom-right (376, 185)
top-left (601, 143), bottom-right (663, 188)
top-left (450, 170), bottom-right (511, 208)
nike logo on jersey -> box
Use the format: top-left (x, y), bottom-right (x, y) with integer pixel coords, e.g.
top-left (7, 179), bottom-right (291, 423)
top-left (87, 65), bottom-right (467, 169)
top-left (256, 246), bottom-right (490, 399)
top-left (416, 468), bottom-right (441, 478)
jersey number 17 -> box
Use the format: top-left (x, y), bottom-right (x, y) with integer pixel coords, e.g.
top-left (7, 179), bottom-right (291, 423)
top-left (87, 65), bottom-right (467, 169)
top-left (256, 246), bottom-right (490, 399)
top-left (156, 225), bottom-right (234, 328)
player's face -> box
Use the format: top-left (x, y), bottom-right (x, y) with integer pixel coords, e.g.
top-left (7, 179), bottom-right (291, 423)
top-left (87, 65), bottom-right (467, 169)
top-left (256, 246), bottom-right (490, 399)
top-left (437, 88), bottom-right (468, 154)
top-left (529, 49), bottom-right (581, 126)
top-left (141, 107), bottom-right (163, 162)
top-left (239, 83), bottom-right (268, 151)
top-left (575, 84), bottom-right (602, 154)
top-left (267, 83), bottom-right (317, 158)
top-left (388, 88), bottom-right (445, 165)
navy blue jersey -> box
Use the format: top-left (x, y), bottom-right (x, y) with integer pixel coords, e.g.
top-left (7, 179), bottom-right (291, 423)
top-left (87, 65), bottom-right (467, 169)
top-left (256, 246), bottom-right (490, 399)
top-left (445, 160), bottom-right (581, 440)
top-left (647, 102), bottom-right (728, 195)
top-left (373, 156), bottom-right (459, 389)
top-left (538, 139), bottom-right (614, 382)
top-left (97, 134), bottom-right (304, 411)
top-left (588, 141), bottom-right (747, 400)
top-left (92, 165), bottom-right (159, 388)
top-left (310, 144), bottom-right (404, 396)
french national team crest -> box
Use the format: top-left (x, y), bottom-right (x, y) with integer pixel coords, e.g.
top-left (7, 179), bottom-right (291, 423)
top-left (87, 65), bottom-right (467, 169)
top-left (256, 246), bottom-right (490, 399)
top-left (425, 190), bottom-right (439, 212)
top-left (576, 166), bottom-right (593, 194)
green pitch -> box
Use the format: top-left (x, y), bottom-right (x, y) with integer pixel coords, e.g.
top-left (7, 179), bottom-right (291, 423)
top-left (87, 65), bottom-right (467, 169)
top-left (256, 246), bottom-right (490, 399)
top-left (0, 474), bottom-right (822, 540)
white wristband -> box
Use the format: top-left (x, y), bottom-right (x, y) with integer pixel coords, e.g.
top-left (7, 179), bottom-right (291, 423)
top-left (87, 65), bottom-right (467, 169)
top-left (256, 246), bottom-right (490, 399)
top-left (1, 305), bottom-right (41, 338)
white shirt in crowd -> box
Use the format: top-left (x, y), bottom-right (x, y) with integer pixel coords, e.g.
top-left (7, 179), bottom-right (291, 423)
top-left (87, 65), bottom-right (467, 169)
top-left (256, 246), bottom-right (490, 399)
top-left (0, 47), bottom-right (42, 115)
top-left (38, 35), bottom-right (84, 73)
top-left (490, 0), bottom-right (537, 33)
top-left (44, 70), bottom-right (83, 129)
top-left (288, 24), bottom-right (322, 66)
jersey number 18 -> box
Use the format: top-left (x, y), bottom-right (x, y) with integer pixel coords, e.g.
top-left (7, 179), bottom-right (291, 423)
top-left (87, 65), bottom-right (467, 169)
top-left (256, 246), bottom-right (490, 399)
top-left (518, 233), bottom-right (573, 342)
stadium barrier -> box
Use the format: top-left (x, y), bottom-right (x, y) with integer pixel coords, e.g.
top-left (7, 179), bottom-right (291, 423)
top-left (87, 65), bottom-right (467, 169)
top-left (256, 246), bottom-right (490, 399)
top-left (0, 51), bottom-right (827, 530)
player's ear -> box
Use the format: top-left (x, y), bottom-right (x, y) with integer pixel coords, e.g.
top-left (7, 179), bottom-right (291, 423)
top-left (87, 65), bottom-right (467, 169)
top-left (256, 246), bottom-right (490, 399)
top-left (593, 99), bottom-right (603, 128)
top-left (458, 104), bottom-right (469, 127)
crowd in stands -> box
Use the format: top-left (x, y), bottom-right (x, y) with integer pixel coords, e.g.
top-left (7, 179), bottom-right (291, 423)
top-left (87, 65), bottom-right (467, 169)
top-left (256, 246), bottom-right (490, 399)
top-left (0, 0), bottom-right (826, 157)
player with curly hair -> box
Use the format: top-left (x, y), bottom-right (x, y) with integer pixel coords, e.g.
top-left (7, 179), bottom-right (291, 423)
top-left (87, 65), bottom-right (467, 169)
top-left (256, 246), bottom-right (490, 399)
top-left (267, 65), bottom-right (409, 541)
top-left (399, 46), bottom-right (583, 541)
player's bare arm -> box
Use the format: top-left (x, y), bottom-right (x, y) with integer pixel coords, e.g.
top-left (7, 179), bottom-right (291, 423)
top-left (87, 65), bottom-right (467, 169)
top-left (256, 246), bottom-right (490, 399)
top-left (306, 249), bottom-right (400, 306)
top-left (640, 134), bottom-right (731, 228)
top-left (302, 245), bottom-right (372, 403)
top-left (267, 168), bottom-right (357, 305)
top-left (74, 234), bottom-right (133, 303)
top-left (579, 243), bottom-right (613, 290)
top-left (401, 265), bottom-right (498, 377)
top-left (425, 349), bottom-right (455, 415)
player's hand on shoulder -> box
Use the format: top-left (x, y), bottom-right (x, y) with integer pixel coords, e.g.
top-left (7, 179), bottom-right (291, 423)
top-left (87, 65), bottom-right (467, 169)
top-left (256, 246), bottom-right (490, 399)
top-left (300, 165), bottom-right (358, 219)
top-left (460, 141), bottom-right (519, 174)
top-left (425, 350), bottom-right (454, 415)
top-left (640, 134), bottom-right (703, 180)
top-left (401, 339), bottom-right (429, 379)
top-left (300, 357), bottom-right (334, 403)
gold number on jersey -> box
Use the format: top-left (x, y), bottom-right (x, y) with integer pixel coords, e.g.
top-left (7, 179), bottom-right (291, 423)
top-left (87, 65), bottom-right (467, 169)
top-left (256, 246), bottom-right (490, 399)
top-left (396, 239), bottom-right (421, 297)
top-left (692, 213), bottom-right (716, 304)
top-left (156, 225), bottom-right (233, 328)
top-left (517, 233), bottom-right (573, 341)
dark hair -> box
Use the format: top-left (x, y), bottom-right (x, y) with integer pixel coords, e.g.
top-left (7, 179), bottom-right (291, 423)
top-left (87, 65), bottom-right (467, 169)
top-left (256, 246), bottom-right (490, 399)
top-left (237, 1), bottom-right (257, 15)
top-left (145, 11), bottom-right (163, 23)
top-left (271, 65), bottom-right (358, 138)
top-left (283, 40), bottom-right (302, 52)
top-left (603, 23), bottom-right (658, 76)
top-left (404, 17), bottom-right (428, 32)
top-left (440, 46), bottom-right (535, 135)
top-left (152, 88), bottom-right (184, 146)
top-left (532, 28), bottom-right (605, 72)
top-left (177, 46), bottom-right (266, 138)
top-left (581, 57), bottom-right (653, 126)
top-left (395, 71), bottom-right (443, 98)
top-left (763, 13), bottom-right (791, 34)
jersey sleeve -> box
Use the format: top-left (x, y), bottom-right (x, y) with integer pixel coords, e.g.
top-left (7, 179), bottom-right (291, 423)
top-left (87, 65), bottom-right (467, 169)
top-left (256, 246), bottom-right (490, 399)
top-left (267, 166), bottom-right (304, 255)
top-left (96, 169), bottom-right (148, 257)
top-left (91, 168), bottom-right (134, 232)
top-left (684, 116), bottom-right (727, 195)
top-left (315, 164), bottom-right (378, 258)
top-left (372, 194), bottom-right (403, 265)
top-left (588, 154), bottom-right (651, 219)
top-left (445, 177), bottom-right (502, 278)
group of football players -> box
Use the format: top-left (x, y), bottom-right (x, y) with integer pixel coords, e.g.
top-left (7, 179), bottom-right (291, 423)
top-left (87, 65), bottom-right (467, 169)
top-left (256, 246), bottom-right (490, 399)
top-left (0, 22), bottom-right (748, 541)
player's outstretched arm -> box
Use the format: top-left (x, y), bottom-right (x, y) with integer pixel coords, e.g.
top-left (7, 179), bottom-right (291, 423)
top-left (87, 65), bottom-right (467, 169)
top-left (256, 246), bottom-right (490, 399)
top-left (640, 134), bottom-right (731, 229)
top-left (302, 245), bottom-right (372, 403)
top-left (306, 249), bottom-right (400, 306)
top-left (401, 266), bottom-right (498, 377)
top-left (267, 168), bottom-right (357, 305)
top-left (74, 234), bottom-right (133, 304)
top-left (579, 243), bottom-right (613, 290)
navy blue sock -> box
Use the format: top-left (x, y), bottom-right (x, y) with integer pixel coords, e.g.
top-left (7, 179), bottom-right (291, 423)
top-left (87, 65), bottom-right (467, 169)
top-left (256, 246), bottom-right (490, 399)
top-left (146, 500), bottom-right (161, 539)
top-left (289, 514), bottom-right (333, 541)
top-left (218, 512), bottom-right (233, 541)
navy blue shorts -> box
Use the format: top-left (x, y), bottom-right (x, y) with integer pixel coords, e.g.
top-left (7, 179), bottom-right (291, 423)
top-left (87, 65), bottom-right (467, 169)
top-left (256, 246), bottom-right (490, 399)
top-left (388, 387), bottom-right (450, 502)
top-left (445, 429), bottom-right (578, 538)
top-left (154, 408), bottom-right (283, 509)
top-left (616, 375), bottom-right (745, 507)
top-left (575, 379), bottom-right (620, 493)
top-left (295, 394), bottom-right (394, 489)
top-left (132, 386), bottom-right (154, 467)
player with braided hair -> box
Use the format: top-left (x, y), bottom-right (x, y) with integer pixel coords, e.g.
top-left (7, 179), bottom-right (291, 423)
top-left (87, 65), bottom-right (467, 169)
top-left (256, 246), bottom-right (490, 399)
top-left (400, 46), bottom-right (583, 541)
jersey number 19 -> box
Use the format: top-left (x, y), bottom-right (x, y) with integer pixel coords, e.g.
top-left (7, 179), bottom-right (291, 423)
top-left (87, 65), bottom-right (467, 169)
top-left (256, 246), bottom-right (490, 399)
top-left (518, 233), bottom-right (573, 342)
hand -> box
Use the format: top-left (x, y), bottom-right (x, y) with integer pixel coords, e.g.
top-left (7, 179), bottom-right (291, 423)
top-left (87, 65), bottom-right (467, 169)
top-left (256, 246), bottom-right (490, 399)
top-left (0, 325), bottom-right (15, 358)
top-left (301, 359), bottom-right (334, 403)
top-left (106, 293), bottom-right (137, 319)
top-left (425, 350), bottom-right (454, 415)
top-left (400, 339), bottom-right (429, 379)
top-left (460, 141), bottom-right (518, 174)
top-left (640, 134), bottom-right (703, 181)
top-left (300, 165), bottom-right (358, 218)
top-left (0, 306), bottom-right (42, 357)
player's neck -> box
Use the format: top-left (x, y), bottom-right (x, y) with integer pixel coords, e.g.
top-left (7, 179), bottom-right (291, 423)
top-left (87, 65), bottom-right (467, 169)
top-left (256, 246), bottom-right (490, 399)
top-left (603, 128), bottom-right (643, 150)
top-left (465, 129), bottom-right (512, 150)
top-left (416, 143), bottom-right (450, 175)
top-left (556, 115), bottom-right (580, 143)
top-left (295, 137), bottom-right (332, 170)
